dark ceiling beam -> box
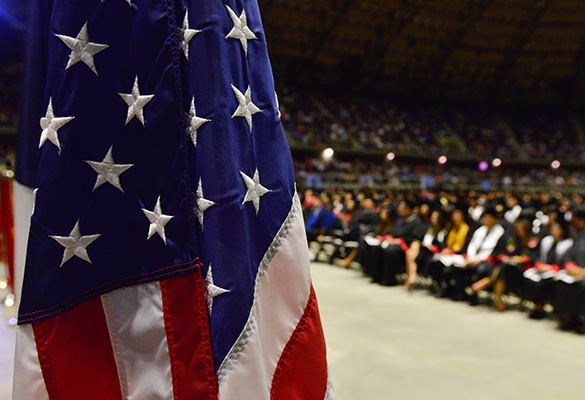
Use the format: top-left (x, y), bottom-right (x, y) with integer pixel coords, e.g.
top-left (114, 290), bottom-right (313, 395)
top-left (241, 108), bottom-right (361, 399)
top-left (432, 2), bottom-right (491, 82)
top-left (366, 0), bottom-right (427, 73)
top-left (266, 0), bottom-right (276, 13)
top-left (494, 0), bottom-right (552, 92)
top-left (565, 27), bottom-right (585, 105)
top-left (307, 0), bottom-right (356, 60)
top-left (257, 0), bottom-right (277, 37)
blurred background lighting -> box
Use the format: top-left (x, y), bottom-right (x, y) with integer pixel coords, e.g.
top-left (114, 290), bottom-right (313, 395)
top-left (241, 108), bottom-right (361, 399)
top-left (551, 160), bottom-right (561, 169)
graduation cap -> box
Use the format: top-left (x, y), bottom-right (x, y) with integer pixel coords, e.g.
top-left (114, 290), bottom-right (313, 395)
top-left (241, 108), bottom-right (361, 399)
top-left (519, 207), bottom-right (537, 221)
top-left (481, 204), bottom-right (499, 218)
top-left (571, 207), bottom-right (585, 220)
top-left (554, 213), bottom-right (571, 234)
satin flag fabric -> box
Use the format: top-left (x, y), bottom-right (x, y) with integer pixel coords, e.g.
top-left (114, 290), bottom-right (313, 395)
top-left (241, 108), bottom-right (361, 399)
top-left (13, 0), bottom-right (333, 399)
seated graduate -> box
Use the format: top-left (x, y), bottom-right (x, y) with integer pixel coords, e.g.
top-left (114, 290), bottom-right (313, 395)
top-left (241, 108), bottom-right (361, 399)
top-left (336, 198), bottom-right (380, 268)
top-left (426, 207), bottom-right (470, 291)
top-left (404, 208), bottom-right (448, 291)
top-left (434, 205), bottom-right (508, 300)
top-left (302, 189), bottom-right (318, 220)
top-left (523, 218), bottom-right (572, 319)
top-left (471, 219), bottom-right (538, 311)
top-left (353, 207), bottom-right (393, 276)
top-left (312, 198), bottom-right (361, 265)
top-left (551, 208), bottom-right (585, 332)
top-left (305, 194), bottom-right (337, 243)
top-left (376, 200), bottom-right (428, 286)
top-left (445, 208), bottom-right (471, 255)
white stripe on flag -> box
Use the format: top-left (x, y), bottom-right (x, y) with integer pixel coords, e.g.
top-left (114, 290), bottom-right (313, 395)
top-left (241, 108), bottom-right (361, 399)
top-left (12, 324), bottom-right (49, 400)
top-left (101, 281), bottom-right (174, 400)
top-left (13, 181), bottom-right (35, 309)
top-left (324, 369), bottom-right (336, 400)
top-left (218, 196), bottom-right (312, 399)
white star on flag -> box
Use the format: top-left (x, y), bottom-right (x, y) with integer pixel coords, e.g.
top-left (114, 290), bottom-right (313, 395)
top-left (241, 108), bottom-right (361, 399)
top-left (50, 220), bottom-right (102, 267)
top-left (205, 263), bottom-right (229, 314)
top-left (231, 84), bottom-right (261, 133)
top-left (85, 146), bottom-right (134, 193)
top-left (180, 10), bottom-right (200, 60)
top-left (31, 188), bottom-right (38, 215)
top-left (225, 5), bottom-right (257, 55)
top-left (275, 91), bottom-right (281, 119)
top-left (187, 97), bottom-right (210, 148)
top-left (119, 75), bottom-right (155, 127)
top-left (195, 177), bottom-right (217, 229)
top-left (240, 168), bottom-right (270, 215)
top-left (142, 196), bottom-right (173, 244)
top-left (55, 21), bottom-right (109, 76)
top-left (39, 97), bottom-right (75, 152)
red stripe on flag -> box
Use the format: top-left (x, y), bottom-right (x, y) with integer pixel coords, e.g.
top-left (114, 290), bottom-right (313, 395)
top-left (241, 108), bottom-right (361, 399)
top-left (32, 296), bottom-right (123, 400)
top-left (0, 179), bottom-right (14, 288)
top-left (271, 286), bottom-right (328, 400)
top-left (160, 272), bottom-right (218, 400)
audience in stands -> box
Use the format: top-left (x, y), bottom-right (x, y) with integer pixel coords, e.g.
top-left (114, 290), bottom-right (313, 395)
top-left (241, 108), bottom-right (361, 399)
top-left (295, 158), bottom-right (585, 191)
top-left (280, 89), bottom-right (585, 161)
top-left (0, 63), bottom-right (21, 129)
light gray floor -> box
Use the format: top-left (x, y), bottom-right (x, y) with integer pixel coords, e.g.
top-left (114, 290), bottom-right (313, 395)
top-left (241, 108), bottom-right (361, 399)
top-left (0, 306), bottom-right (15, 399)
top-left (2, 264), bottom-right (585, 399)
top-left (313, 262), bottom-right (585, 400)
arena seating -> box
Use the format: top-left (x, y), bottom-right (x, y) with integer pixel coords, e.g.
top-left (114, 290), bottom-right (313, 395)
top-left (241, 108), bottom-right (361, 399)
top-left (280, 90), bottom-right (585, 162)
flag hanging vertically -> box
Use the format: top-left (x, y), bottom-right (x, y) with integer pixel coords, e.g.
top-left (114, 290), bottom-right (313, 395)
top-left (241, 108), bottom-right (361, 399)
top-left (13, 1), bottom-right (335, 399)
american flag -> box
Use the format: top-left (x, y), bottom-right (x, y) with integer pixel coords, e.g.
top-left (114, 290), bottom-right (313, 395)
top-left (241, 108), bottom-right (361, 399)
top-left (13, 1), bottom-right (334, 399)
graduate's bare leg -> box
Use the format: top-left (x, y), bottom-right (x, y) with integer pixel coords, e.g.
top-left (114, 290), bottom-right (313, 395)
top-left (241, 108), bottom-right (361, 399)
top-left (404, 241), bottom-right (421, 291)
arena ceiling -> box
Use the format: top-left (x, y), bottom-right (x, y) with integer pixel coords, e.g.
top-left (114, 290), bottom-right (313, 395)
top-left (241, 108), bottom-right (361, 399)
top-left (258, 0), bottom-right (585, 107)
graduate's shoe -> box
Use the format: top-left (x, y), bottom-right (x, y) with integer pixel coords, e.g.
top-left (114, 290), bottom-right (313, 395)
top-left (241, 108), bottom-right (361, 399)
top-left (559, 316), bottom-right (576, 331)
top-left (528, 309), bottom-right (546, 320)
top-left (464, 287), bottom-right (479, 306)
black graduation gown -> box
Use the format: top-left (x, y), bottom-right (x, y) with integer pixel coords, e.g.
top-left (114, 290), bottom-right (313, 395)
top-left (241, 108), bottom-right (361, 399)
top-left (377, 215), bottom-right (427, 286)
top-left (552, 232), bottom-right (585, 318)
top-left (496, 238), bottom-right (539, 293)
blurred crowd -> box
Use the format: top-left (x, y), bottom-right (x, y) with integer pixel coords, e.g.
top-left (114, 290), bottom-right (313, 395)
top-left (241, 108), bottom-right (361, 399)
top-left (281, 91), bottom-right (458, 155)
top-left (0, 143), bottom-right (14, 171)
top-left (280, 89), bottom-right (585, 162)
top-left (302, 188), bottom-right (585, 333)
top-left (295, 158), bottom-right (585, 191)
top-left (0, 63), bottom-right (21, 130)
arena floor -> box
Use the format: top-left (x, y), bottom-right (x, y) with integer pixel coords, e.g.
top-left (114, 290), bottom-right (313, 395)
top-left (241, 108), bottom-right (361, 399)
top-left (0, 304), bottom-right (15, 398)
top-left (2, 263), bottom-right (585, 399)
top-left (313, 262), bottom-right (585, 400)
